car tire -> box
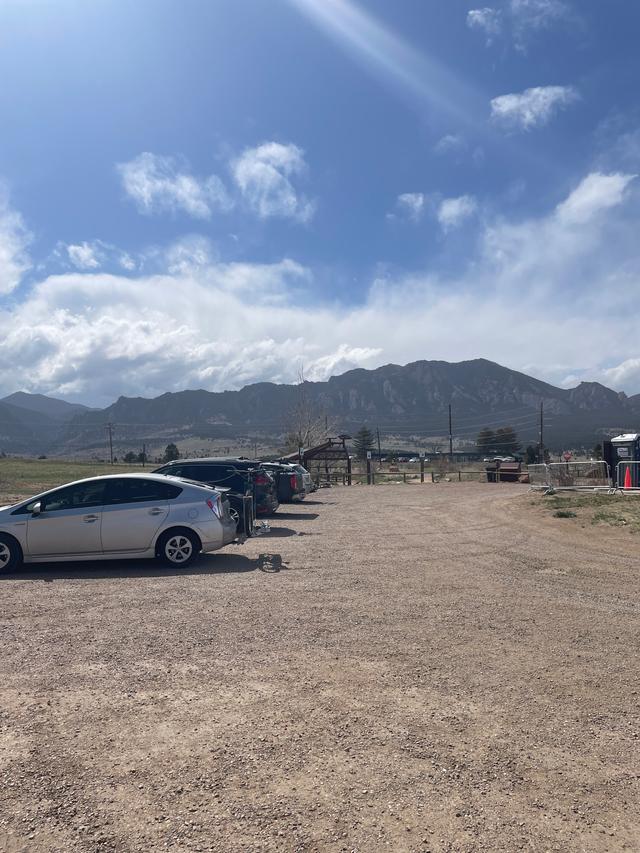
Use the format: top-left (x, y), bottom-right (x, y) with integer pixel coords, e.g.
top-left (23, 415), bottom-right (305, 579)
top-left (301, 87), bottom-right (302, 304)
top-left (156, 529), bottom-right (200, 567)
top-left (0, 535), bottom-right (23, 574)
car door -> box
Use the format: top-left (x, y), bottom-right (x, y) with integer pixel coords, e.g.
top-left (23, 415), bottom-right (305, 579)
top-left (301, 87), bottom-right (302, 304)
top-left (26, 480), bottom-right (106, 557)
top-left (100, 479), bottom-right (169, 553)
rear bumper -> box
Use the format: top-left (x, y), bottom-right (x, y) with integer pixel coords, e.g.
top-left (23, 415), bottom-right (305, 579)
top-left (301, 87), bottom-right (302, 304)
top-left (221, 518), bottom-right (239, 545)
top-left (198, 518), bottom-right (238, 551)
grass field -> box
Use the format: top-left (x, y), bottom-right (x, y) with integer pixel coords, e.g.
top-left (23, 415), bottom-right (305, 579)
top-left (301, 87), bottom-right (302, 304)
top-left (0, 458), bottom-right (141, 501)
top-left (538, 491), bottom-right (640, 532)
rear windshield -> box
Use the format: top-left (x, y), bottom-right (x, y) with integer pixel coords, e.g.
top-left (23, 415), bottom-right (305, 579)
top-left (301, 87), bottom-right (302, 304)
top-left (158, 464), bottom-right (253, 486)
top-left (167, 476), bottom-right (216, 491)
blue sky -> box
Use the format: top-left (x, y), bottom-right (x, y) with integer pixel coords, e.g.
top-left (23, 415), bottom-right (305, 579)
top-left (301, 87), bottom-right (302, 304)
top-left (1, 0), bottom-right (639, 405)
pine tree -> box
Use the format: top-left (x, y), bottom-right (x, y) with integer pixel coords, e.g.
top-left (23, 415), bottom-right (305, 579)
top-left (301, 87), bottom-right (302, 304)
top-left (353, 426), bottom-right (375, 461)
top-left (476, 428), bottom-right (495, 455)
top-left (163, 443), bottom-right (180, 462)
top-left (494, 427), bottom-right (521, 455)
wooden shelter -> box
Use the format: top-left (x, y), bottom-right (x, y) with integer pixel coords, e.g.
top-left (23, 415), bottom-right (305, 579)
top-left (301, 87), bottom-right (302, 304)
top-left (281, 435), bottom-right (352, 485)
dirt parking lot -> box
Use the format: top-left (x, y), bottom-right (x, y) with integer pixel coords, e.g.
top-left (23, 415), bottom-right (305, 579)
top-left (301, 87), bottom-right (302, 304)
top-left (1, 483), bottom-right (639, 852)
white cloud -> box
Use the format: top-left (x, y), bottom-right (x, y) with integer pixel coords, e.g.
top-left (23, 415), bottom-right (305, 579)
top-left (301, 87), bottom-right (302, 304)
top-left (491, 85), bottom-right (578, 130)
top-left (231, 142), bottom-right (315, 223)
top-left (556, 172), bottom-right (636, 225)
top-left (510, 0), bottom-right (570, 33)
top-left (469, 0), bottom-right (575, 50)
top-left (394, 192), bottom-right (425, 222)
top-left (56, 239), bottom-right (139, 274)
top-left (466, 8), bottom-right (502, 43)
top-left (117, 152), bottom-right (232, 219)
top-left (119, 253), bottom-right (137, 271)
top-left (0, 192), bottom-right (31, 295)
top-left (2, 168), bottom-right (640, 403)
top-left (66, 242), bottom-right (102, 270)
top-left (434, 134), bottom-right (466, 155)
top-left (437, 195), bottom-right (478, 231)
top-left (164, 235), bottom-right (215, 275)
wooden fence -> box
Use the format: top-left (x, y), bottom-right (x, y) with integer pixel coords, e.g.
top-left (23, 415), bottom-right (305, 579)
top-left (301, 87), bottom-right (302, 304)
top-left (313, 469), bottom-right (495, 486)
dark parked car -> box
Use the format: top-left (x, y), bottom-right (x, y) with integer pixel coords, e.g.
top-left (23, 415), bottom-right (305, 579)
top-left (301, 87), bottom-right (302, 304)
top-left (153, 458), bottom-right (279, 520)
top-left (261, 462), bottom-right (306, 503)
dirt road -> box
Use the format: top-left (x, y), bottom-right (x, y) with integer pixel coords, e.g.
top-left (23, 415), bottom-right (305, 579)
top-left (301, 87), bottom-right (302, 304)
top-left (1, 484), bottom-right (638, 852)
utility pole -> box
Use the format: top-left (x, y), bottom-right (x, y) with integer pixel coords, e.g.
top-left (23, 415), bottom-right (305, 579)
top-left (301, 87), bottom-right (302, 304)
top-left (539, 402), bottom-right (544, 463)
top-left (376, 426), bottom-right (382, 460)
top-left (448, 404), bottom-right (453, 459)
top-left (106, 422), bottom-right (115, 465)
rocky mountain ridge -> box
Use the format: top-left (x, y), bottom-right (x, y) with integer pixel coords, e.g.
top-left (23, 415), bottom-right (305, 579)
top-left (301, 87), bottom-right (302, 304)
top-left (2, 359), bottom-right (639, 455)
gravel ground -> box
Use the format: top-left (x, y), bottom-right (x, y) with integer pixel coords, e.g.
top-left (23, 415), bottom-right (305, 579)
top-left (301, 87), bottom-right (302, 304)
top-left (1, 483), bottom-right (639, 852)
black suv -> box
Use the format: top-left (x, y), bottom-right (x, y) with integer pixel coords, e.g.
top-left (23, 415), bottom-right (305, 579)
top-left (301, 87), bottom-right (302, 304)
top-left (153, 458), bottom-right (279, 518)
top-left (261, 462), bottom-right (306, 503)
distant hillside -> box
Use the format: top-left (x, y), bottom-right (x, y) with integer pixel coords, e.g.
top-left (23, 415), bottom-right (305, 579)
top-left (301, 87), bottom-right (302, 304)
top-left (0, 400), bottom-right (57, 454)
top-left (0, 392), bottom-right (92, 455)
top-left (2, 359), bottom-right (639, 456)
top-left (1, 392), bottom-right (90, 422)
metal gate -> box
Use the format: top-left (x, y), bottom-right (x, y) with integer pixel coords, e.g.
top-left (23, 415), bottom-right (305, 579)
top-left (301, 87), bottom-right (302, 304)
top-left (528, 461), bottom-right (612, 491)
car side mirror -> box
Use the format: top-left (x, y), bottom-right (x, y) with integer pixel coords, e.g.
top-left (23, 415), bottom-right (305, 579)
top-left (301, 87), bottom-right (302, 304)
top-left (31, 501), bottom-right (42, 516)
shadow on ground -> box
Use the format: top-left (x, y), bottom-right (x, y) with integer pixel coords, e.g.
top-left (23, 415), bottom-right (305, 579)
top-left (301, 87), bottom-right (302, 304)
top-left (271, 511), bottom-right (319, 521)
top-left (1, 551), bottom-right (276, 581)
top-left (264, 527), bottom-right (307, 538)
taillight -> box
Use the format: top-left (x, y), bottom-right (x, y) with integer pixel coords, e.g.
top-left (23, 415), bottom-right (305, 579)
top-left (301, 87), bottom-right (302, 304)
top-left (207, 497), bottom-right (222, 518)
top-left (254, 473), bottom-right (268, 485)
top-left (290, 474), bottom-right (297, 490)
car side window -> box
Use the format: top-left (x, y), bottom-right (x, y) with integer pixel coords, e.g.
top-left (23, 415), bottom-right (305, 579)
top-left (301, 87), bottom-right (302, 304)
top-left (12, 497), bottom-right (45, 515)
top-left (105, 479), bottom-right (175, 505)
top-left (162, 465), bottom-right (184, 477)
top-left (43, 481), bottom-right (106, 512)
top-left (184, 465), bottom-right (210, 481)
top-left (184, 465), bottom-right (223, 483)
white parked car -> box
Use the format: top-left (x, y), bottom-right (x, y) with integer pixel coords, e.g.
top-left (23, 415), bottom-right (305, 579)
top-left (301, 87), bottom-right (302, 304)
top-left (292, 464), bottom-right (313, 494)
top-left (0, 474), bottom-right (237, 572)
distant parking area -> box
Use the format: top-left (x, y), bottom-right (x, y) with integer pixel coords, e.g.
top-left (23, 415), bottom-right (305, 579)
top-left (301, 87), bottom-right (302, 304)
top-left (1, 483), bottom-right (639, 852)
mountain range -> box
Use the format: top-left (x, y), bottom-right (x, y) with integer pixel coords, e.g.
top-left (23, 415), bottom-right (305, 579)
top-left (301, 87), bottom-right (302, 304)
top-left (2, 358), bottom-right (639, 456)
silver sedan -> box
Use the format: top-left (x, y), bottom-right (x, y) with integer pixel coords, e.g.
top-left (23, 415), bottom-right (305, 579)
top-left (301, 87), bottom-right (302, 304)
top-left (0, 473), bottom-right (238, 572)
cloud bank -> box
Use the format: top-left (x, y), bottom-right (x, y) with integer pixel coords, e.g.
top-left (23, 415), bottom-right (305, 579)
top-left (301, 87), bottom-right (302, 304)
top-left (1, 170), bottom-right (639, 404)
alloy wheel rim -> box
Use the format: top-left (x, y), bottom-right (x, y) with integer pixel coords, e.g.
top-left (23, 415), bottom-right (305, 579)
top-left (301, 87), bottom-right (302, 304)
top-left (166, 536), bottom-right (192, 563)
top-left (0, 543), bottom-right (10, 568)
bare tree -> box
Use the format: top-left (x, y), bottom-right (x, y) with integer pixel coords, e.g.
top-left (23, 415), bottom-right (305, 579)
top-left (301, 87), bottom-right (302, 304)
top-left (283, 366), bottom-right (336, 453)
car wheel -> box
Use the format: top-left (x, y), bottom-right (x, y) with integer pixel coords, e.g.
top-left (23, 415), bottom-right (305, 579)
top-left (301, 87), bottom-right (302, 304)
top-left (157, 530), bottom-right (200, 567)
top-left (0, 535), bottom-right (23, 574)
top-left (229, 507), bottom-right (240, 530)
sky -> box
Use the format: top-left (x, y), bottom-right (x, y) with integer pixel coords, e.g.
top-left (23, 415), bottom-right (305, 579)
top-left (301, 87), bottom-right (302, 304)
top-left (1, 0), bottom-right (640, 406)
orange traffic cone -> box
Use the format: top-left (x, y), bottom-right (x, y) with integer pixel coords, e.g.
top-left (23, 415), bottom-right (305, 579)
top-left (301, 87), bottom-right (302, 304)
top-left (624, 465), bottom-right (632, 489)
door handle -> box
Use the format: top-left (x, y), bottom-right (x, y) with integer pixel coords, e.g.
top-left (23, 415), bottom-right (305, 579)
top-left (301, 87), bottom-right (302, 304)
top-left (149, 508), bottom-right (164, 516)
top-left (83, 515), bottom-right (99, 523)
